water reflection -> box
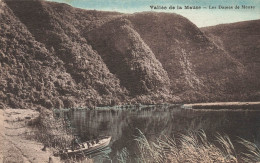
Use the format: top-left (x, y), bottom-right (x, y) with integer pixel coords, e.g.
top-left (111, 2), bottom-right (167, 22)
top-left (60, 105), bottom-right (260, 162)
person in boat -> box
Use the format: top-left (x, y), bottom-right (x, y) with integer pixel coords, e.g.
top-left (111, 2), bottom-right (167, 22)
top-left (71, 137), bottom-right (80, 150)
top-left (87, 142), bottom-right (91, 148)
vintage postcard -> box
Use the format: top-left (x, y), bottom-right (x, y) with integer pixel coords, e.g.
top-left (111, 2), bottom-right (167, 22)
top-left (0, 0), bottom-right (259, 162)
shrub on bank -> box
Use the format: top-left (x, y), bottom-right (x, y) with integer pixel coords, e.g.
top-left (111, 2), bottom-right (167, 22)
top-left (26, 108), bottom-right (73, 150)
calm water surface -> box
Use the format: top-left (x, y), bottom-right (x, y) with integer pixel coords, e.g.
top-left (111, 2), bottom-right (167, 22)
top-left (58, 105), bottom-right (260, 162)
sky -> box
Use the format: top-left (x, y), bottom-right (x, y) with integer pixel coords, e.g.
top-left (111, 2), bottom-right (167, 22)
top-left (47, 0), bottom-right (260, 27)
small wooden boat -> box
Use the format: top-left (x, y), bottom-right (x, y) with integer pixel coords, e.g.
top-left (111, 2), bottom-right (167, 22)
top-left (58, 136), bottom-right (112, 157)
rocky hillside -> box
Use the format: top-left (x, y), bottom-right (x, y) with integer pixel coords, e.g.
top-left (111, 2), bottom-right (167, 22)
top-left (201, 20), bottom-right (260, 100)
top-left (0, 0), bottom-right (258, 109)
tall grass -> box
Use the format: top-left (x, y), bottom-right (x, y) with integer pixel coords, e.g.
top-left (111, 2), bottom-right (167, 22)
top-left (116, 147), bottom-right (130, 163)
top-left (238, 138), bottom-right (260, 162)
top-left (63, 155), bottom-right (93, 163)
top-left (118, 129), bottom-right (260, 163)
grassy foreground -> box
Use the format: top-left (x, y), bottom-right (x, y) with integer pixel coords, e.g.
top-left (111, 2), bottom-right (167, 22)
top-left (118, 129), bottom-right (260, 163)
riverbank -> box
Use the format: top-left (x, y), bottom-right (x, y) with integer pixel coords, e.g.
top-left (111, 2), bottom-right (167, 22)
top-left (0, 108), bottom-right (61, 163)
top-left (182, 102), bottom-right (260, 110)
top-left (1, 102), bottom-right (259, 162)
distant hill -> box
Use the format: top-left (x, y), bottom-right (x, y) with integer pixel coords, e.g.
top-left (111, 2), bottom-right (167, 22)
top-left (202, 20), bottom-right (260, 100)
top-left (85, 12), bottom-right (247, 102)
top-left (0, 0), bottom-right (258, 109)
top-left (124, 13), bottom-right (248, 102)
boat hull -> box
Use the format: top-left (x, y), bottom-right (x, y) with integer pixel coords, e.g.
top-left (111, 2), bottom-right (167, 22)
top-left (59, 136), bottom-right (112, 157)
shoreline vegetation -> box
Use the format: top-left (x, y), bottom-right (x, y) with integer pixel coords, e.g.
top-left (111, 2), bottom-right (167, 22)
top-left (26, 108), bottom-right (74, 150)
top-left (52, 101), bottom-right (260, 112)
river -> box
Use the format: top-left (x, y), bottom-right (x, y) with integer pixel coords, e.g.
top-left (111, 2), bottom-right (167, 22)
top-left (56, 105), bottom-right (260, 162)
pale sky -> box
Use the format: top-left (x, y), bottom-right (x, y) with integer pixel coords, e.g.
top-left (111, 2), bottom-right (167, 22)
top-left (47, 0), bottom-right (260, 27)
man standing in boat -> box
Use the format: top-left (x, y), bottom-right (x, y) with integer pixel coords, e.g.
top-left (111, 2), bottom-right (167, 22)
top-left (71, 137), bottom-right (80, 150)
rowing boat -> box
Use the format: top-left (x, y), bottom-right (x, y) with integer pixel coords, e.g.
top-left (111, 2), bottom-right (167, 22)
top-left (58, 136), bottom-right (112, 157)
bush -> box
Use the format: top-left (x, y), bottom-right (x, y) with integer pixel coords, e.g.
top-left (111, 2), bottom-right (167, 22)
top-left (63, 98), bottom-right (75, 108)
top-left (26, 109), bottom-right (73, 150)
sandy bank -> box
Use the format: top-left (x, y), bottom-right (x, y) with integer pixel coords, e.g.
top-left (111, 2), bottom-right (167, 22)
top-left (0, 109), bottom-right (60, 163)
top-left (183, 101), bottom-right (260, 110)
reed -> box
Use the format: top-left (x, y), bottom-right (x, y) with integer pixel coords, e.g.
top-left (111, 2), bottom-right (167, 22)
top-left (63, 155), bottom-right (93, 163)
top-left (118, 129), bottom-right (260, 163)
top-left (237, 138), bottom-right (260, 162)
top-left (116, 147), bottom-right (130, 163)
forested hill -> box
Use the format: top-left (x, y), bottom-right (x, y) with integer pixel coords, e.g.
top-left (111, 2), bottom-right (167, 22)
top-left (0, 0), bottom-right (258, 109)
top-left (201, 20), bottom-right (260, 100)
